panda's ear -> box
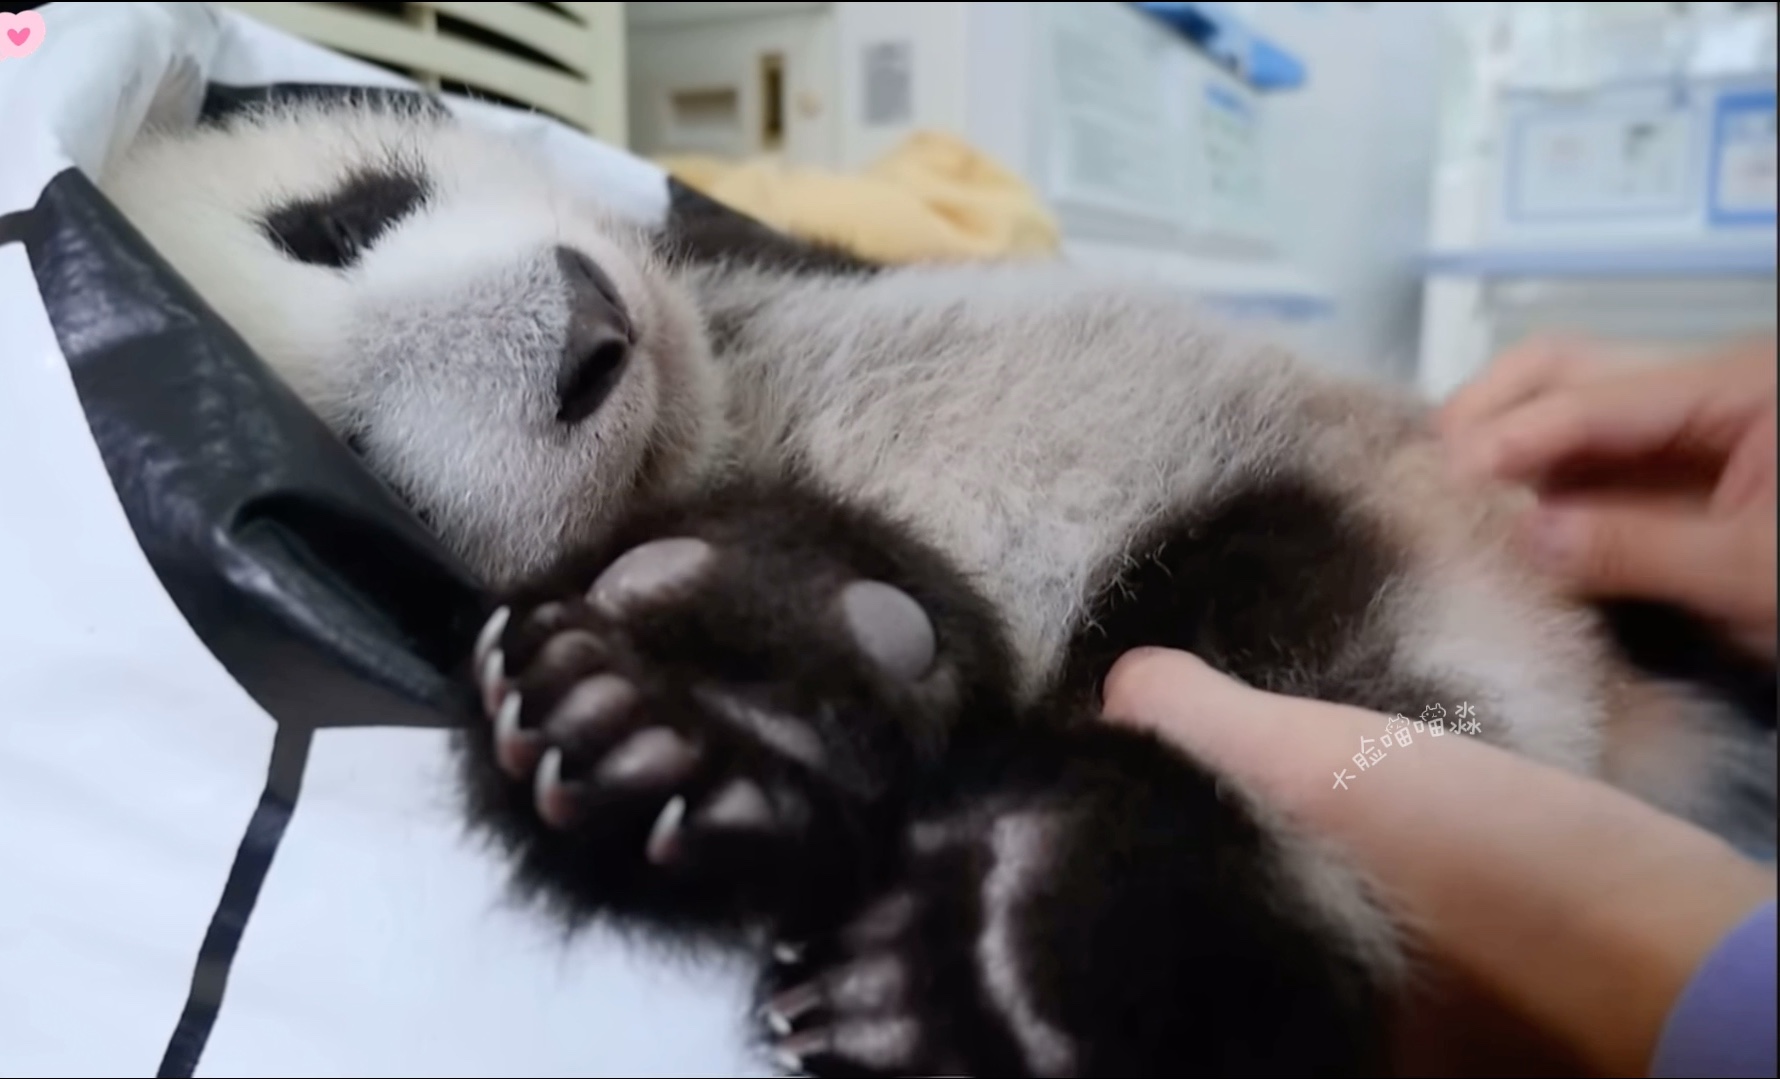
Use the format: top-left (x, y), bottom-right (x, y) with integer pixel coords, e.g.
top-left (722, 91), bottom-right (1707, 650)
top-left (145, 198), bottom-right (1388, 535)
top-left (260, 167), bottom-right (431, 269)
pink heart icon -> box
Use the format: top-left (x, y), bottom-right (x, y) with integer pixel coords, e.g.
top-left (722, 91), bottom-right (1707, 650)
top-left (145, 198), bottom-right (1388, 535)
top-left (0, 12), bottom-right (45, 60)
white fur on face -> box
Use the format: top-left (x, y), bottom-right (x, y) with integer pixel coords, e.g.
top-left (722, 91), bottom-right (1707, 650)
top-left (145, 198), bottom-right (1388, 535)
top-left (99, 102), bottom-right (720, 586)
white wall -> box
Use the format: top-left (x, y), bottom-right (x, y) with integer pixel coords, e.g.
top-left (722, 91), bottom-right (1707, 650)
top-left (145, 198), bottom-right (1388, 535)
top-left (621, 1), bottom-right (1453, 384)
top-left (833, 1), bottom-right (973, 167)
top-left (1234, 2), bottom-right (1449, 382)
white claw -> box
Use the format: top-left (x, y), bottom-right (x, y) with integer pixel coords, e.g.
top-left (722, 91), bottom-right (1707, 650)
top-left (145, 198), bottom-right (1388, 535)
top-left (773, 941), bottom-right (806, 966)
top-left (775, 1031), bottom-right (831, 1071)
top-left (497, 691), bottom-right (522, 740)
top-left (772, 1050), bottom-right (803, 1075)
top-left (763, 1007), bottom-right (793, 1037)
top-left (479, 649), bottom-right (506, 717)
top-left (766, 982), bottom-right (825, 1027)
top-left (495, 692), bottom-right (540, 778)
top-left (647, 794), bottom-right (687, 866)
top-left (474, 605), bottom-right (510, 670)
top-left (534, 747), bottom-right (578, 828)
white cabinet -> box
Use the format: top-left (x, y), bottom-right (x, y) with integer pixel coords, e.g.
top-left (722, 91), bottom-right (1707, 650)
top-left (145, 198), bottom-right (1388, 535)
top-left (626, 2), bottom-right (839, 164)
top-left (623, 1), bottom-right (1333, 340)
top-left (1417, 4), bottom-right (1777, 398)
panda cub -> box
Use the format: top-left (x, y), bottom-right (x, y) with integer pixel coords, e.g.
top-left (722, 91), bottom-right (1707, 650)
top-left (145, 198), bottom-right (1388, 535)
top-left (102, 96), bottom-right (1775, 1077)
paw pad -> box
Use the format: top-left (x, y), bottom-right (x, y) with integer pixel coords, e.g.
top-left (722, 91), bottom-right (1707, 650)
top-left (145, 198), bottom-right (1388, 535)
top-left (597, 726), bottom-right (700, 787)
top-left (838, 580), bottom-right (936, 682)
top-left (589, 536), bottom-right (714, 617)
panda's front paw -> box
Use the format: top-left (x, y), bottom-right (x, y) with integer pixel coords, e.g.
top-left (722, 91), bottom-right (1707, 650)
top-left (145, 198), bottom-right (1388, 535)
top-left (459, 507), bottom-right (981, 934)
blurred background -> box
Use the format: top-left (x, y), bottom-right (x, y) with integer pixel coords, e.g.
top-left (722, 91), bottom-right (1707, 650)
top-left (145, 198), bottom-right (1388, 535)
top-left (42, 1), bottom-right (1780, 393)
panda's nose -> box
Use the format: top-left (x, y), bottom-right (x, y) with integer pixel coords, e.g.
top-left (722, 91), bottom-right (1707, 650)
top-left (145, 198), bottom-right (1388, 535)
top-left (554, 245), bottom-right (634, 426)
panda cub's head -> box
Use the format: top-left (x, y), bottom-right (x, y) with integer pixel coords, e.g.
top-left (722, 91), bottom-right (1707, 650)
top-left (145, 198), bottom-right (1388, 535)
top-left (101, 99), bottom-right (720, 587)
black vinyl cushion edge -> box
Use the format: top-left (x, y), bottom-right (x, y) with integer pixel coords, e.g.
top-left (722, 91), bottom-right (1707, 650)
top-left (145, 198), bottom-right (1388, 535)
top-left (5, 168), bottom-right (486, 725)
top-left (0, 159), bottom-right (485, 1076)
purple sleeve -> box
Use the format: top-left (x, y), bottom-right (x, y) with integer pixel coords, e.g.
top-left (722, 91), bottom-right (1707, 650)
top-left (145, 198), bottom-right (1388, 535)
top-left (1648, 897), bottom-right (1777, 1078)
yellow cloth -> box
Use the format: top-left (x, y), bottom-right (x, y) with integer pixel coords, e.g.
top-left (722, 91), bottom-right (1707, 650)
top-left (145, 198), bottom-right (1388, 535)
top-left (656, 131), bottom-right (1060, 264)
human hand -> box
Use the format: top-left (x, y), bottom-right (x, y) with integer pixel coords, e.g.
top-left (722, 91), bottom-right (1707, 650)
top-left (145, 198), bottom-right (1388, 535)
top-left (1101, 647), bottom-right (1777, 1078)
top-left (1438, 334), bottom-right (1778, 660)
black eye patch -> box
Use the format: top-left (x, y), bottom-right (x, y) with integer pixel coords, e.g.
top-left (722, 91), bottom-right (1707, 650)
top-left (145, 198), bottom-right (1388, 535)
top-left (259, 167), bottom-right (432, 269)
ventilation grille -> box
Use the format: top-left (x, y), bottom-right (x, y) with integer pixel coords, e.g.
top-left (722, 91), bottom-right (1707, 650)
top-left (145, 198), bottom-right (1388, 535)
top-left (216, 2), bottom-right (628, 142)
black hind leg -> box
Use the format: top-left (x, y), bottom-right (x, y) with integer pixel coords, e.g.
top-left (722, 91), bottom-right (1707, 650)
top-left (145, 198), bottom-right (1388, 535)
top-left (1061, 474), bottom-right (1456, 714)
top-left (1600, 598), bottom-right (1778, 729)
top-left (760, 721), bottom-right (1391, 1078)
top-left (455, 479), bottom-right (1017, 939)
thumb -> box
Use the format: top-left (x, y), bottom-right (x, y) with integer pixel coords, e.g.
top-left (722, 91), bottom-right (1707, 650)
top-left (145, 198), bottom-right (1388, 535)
top-left (1521, 500), bottom-right (1752, 614)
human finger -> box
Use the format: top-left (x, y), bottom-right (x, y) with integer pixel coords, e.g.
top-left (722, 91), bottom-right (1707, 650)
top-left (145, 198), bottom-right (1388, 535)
top-left (1713, 404), bottom-right (1779, 514)
top-left (1449, 360), bottom-right (1761, 486)
top-left (1438, 335), bottom-right (1617, 441)
top-left (1520, 497), bottom-right (1773, 621)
